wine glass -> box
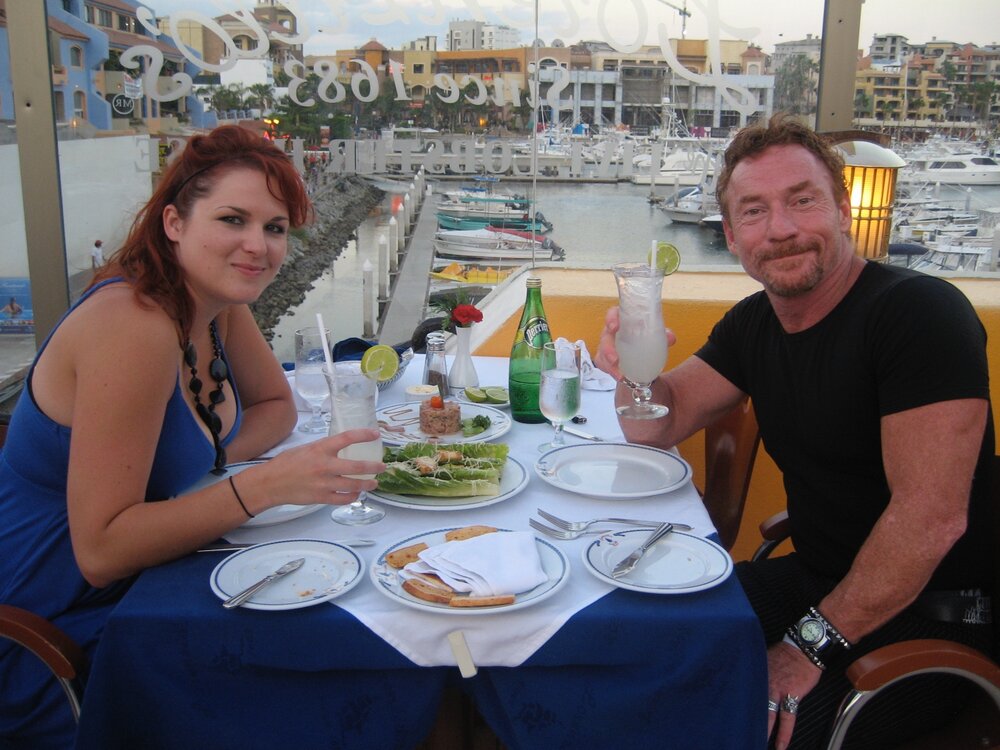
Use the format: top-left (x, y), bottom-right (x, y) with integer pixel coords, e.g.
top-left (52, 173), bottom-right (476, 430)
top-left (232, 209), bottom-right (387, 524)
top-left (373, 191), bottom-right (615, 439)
top-left (327, 361), bottom-right (385, 525)
top-left (294, 327), bottom-right (331, 433)
top-left (538, 341), bottom-right (582, 452)
top-left (612, 262), bottom-right (669, 419)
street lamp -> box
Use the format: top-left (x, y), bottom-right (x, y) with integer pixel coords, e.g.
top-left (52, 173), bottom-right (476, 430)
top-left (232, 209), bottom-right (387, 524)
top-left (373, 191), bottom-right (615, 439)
top-left (833, 139), bottom-right (906, 262)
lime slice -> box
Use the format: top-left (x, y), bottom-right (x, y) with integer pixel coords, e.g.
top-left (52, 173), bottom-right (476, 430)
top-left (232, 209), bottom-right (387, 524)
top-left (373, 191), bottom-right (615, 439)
top-left (360, 345), bottom-right (399, 382)
top-left (464, 387), bottom-right (488, 403)
top-left (648, 241), bottom-right (681, 276)
top-left (483, 387), bottom-right (509, 404)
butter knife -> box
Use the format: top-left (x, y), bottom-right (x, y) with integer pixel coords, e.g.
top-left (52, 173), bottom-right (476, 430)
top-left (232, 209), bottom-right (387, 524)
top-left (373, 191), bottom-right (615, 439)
top-left (222, 557), bottom-right (305, 609)
top-left (560, 424), bottom-right (606, 442)
top-left (611, 523), bottom-right (674, 579)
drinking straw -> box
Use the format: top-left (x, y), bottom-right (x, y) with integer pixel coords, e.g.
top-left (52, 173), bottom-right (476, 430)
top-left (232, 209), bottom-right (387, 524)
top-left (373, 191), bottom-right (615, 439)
top-left (315, 312), bottom-right (334, 372)
top-left (650, 239), bottom-right (657, 270)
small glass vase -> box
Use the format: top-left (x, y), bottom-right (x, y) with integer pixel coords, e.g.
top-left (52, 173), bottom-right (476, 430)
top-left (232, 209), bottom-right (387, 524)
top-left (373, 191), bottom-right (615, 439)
top-left (448, 325), bottom-right (479, 393)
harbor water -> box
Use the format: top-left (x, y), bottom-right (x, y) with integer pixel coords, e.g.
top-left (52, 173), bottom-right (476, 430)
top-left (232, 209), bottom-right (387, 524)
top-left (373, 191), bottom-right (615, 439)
top-left (270, 179), bottom-right (1000, 364)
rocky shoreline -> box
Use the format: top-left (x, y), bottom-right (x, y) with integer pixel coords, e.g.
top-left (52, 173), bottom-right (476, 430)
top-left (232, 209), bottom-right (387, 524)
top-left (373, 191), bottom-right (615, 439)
top-left (250, 175), bottom-right (384, 340)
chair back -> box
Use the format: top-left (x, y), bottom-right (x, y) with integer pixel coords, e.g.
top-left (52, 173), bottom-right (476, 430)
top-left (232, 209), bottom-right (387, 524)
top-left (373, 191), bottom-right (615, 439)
top-left (701, 398), bottom-right (761, 550)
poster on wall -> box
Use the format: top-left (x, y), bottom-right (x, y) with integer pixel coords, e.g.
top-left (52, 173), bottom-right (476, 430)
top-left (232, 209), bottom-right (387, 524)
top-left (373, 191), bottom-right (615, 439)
top-left (0, 278), bottom-right (34, 334)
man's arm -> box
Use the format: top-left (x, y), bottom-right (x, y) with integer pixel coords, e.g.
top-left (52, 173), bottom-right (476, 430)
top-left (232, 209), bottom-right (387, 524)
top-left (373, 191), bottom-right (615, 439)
top-left (768, 397), bottom-right (988, 749)
top-left (820, 397), bottom-right (987, 642)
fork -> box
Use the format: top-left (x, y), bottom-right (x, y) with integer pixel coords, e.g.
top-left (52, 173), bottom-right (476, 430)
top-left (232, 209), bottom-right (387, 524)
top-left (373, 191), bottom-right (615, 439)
top-left (528, 518), bottom-right (614, 540)
top-left (537, 508), bottom-right (691, 533)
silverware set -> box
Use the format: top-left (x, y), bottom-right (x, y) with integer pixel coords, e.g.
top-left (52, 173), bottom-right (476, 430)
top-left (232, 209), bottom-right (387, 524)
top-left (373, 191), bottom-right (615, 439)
top-left (529, 509), bottom-right (692, 540)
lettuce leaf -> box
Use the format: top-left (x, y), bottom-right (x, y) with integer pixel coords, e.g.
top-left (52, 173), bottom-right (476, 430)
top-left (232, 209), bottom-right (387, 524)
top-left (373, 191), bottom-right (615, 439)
top-left (376, 442), bottom-right (509, 497)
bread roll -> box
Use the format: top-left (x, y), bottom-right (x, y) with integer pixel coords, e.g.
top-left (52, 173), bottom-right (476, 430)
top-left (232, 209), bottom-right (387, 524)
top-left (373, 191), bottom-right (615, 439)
top-left (385, 542), bottom-right (428, 568)
top-left (444, 525), bottom-right (498, 542)
top-left (449, 594), bottom-right (516, 608)
top-left (402, 578), bottom-right (454, 604)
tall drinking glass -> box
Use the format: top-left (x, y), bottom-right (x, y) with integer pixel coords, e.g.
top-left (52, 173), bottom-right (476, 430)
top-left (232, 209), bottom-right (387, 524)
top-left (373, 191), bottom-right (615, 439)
top-left (327, 361), bottom-right (385, 525)
top-left (294, 327), bottom-right (331, 433)
top-left (538, 341), bottom-right (582, 451)
top-left (612, 262), bottom-right (669, 419)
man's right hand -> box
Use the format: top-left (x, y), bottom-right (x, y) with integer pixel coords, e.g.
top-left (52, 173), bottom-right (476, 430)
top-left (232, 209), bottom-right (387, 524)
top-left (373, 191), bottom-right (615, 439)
top-left (595, 307), bottom-right (676, 383)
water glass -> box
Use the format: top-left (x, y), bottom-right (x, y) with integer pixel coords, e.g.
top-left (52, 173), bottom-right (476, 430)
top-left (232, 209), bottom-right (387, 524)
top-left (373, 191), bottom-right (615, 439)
top-left (294, 327), bottom-right (331, 433)
top-left (538, 341), bottom-right (582, 451)
top-left (327, 361), bottom-right (385, 525)
top-left (612, 262), bottom-right (669, 419)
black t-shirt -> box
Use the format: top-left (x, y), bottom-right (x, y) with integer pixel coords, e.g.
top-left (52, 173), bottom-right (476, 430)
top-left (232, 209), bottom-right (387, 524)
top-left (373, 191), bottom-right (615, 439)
top-left (697, 262), bottom-right (994, 589)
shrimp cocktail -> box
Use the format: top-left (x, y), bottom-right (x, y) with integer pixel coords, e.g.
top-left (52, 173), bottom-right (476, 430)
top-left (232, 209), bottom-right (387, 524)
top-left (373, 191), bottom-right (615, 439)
top-left (612, 260), bottom-right (670, 419)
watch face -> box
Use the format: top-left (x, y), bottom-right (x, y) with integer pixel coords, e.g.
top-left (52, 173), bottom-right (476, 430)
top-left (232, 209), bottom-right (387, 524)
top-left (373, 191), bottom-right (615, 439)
top-left (799, 618), bottom-right (826, 645)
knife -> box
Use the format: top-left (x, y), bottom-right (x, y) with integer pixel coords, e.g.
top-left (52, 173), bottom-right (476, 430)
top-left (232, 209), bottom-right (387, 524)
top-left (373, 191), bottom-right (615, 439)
top-left (611, 523), bottom-right (674, 579)
top-left (222, 557), bottom-right (306, 609)
top-left (560, 424), bottom-right (606, 442)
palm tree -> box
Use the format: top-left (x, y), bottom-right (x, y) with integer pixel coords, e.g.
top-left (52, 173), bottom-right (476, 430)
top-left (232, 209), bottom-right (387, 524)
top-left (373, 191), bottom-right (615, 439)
top-left (246, 83), bottom-right (275, 114)
top-left (853, 91), bottom-right (873, 120)
top-left (775, 55), bottom-right (817, 115)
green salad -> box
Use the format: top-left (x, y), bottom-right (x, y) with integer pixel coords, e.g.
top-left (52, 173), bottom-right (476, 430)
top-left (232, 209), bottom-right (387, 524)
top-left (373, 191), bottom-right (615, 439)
top-left (376, 442), bottom-right (508, 497)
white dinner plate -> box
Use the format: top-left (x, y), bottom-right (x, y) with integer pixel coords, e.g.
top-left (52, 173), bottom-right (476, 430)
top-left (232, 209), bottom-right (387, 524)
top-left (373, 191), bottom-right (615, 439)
top-left (187, 461), bottom-right (325, 528)
top-left (534, 443), bottom-right (692, 498)
top-left (367, 457), bottom-right (528, 511)
top-left (210, 539), bottom-right (364, 610)
top-left (371, 528), bottom-right (570, 615)
top-left (376, 402), bottom-right (512, 445)
top-left (582, 529), bottom-right (733, 594)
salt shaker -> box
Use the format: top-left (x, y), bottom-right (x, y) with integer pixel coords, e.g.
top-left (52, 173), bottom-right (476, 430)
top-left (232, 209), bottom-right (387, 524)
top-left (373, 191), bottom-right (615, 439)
top-left (422, 331), bottom-right (449, 393)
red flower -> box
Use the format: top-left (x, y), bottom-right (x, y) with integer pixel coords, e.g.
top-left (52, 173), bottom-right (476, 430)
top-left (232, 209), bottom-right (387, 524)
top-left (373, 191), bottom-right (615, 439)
top-left (451, 303), bottom-right (483, 327)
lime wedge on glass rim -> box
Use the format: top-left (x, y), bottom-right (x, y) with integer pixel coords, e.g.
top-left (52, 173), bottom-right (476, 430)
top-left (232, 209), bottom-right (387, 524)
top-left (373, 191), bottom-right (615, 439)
top-left (649, 241), bottom-right (681, 276)
top-left (359, 345), bottom-right (399, 382)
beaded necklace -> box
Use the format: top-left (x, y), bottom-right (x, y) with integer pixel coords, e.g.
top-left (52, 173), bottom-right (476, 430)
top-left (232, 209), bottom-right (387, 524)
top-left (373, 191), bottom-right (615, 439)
top-left (184, 320), bottom-right (228, 475)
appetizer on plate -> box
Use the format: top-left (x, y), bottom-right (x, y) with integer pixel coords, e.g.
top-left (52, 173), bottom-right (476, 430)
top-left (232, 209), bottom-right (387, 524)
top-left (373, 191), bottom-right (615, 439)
top-left (376, 443), bottom-right (509, 497)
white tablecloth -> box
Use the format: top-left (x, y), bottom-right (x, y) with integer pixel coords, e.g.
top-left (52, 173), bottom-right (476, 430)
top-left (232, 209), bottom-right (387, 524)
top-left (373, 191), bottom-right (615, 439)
top-left (225, 355), bottom-right (714, 668)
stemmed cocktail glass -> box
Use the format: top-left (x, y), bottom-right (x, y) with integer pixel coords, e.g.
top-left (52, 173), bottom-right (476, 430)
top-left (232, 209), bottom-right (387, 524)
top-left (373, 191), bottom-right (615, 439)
top-left (327, 361), bottom-right (385, 525)
top-left (612, 262), bottom-right (669, 419)
top-left (294, 327), bottom-right (331, 433)
top-left (538, 341), bottom-right (582, 451)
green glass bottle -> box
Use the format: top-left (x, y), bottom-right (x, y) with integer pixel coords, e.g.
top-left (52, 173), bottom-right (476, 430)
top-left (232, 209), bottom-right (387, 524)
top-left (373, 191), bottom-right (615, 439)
top-left (508, 277), bottom-right (552, 423)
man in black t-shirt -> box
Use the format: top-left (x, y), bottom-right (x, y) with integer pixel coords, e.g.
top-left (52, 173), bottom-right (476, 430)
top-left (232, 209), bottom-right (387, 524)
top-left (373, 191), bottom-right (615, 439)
top-left (596, 115), bottom-right (993, 750)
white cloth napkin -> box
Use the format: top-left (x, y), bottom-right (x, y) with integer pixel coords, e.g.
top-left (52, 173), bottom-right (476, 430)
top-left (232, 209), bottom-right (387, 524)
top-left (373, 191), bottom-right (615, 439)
top-left (403, 531), bottom-right (548, 597)
top-left (557, 338), bottom-right (616, 391)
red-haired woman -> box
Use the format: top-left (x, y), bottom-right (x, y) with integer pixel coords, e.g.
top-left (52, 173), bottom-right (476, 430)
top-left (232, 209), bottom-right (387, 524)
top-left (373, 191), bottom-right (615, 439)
top-left (0, 125), bottom-right (384, 748)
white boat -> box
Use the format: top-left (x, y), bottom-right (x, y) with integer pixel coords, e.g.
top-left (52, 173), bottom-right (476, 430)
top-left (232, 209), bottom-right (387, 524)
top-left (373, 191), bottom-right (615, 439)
top-left (433, 227), bottom-right (565, 261)
top-left (435, 193), bottom-right (531, 219)
top-left (900, 154), bottom-right (1000, 186)
top-left (897, 140), bottom-right (1000, 186)
top-left (658, 185), bottom-right (720, 224)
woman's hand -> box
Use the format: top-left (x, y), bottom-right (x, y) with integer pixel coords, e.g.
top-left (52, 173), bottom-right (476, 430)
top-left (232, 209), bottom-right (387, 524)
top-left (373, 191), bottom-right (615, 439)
top-left (243, 429), bottom-right (386, 512)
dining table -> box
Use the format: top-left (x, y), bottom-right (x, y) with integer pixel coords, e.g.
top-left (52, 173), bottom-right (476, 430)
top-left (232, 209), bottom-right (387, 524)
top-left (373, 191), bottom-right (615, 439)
top-left (74, 355), bottom-right (767, 750)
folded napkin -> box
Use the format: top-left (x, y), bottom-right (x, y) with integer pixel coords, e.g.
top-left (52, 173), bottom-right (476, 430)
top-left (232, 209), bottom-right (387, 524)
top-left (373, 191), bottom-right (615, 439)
top-left (555, 337), bottom-right (616, 391)
top-left (403, 531), bottom-right (547, 598)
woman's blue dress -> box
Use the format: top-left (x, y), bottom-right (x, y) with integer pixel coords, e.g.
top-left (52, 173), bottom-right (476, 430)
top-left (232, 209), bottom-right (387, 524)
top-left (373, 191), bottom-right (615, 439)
top-left (0, 279), bottom-right (242, 748)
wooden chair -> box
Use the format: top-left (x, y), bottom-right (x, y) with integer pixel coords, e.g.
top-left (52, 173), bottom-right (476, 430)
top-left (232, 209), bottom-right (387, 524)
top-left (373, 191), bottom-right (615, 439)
top-left (700, 397), bottom-right (761, 551)
top-left (0, 412), bottom-right (88, 724)
top-left (751, 451), bottom-right (1000, 750)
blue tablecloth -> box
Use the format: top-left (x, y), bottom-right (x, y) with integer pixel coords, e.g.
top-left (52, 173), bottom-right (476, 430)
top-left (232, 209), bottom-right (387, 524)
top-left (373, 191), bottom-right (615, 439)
top-left (74, 356), bottom-right (767, 749)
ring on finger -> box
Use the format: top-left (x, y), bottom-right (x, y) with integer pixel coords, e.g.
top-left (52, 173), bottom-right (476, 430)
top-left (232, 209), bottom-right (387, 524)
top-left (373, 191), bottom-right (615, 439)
top-left (767, 699), bottom-right (779, 712)
top-left (781, 694), bottom-right (800, 715)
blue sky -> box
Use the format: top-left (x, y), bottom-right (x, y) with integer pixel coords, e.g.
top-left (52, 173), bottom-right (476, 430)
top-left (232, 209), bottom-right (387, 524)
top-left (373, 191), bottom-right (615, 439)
top-left (140, 0), bottom-right (998, 56)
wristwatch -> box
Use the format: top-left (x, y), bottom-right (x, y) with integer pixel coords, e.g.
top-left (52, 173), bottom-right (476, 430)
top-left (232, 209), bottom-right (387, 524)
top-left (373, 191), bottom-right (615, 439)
top-left (786, 607), bottom-right (852, 670)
